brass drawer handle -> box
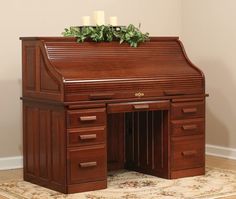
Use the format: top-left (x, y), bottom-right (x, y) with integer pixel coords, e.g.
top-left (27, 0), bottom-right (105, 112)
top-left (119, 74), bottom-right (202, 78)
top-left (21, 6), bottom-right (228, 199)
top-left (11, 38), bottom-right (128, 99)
top-left (133, 104), bottom-right (149, 110)
top-left (182, 108), bottom-right (197, 114)
top-left (181, 150), bottom-right (197, 157)
top-left (80, 116), bottom-right (97, 122)
top-left (79, 134), bottom-right (97, 140)
top-left (182, 125), bottom-right (197, 130)
top-left (79, 161), bottom-right (97, 168)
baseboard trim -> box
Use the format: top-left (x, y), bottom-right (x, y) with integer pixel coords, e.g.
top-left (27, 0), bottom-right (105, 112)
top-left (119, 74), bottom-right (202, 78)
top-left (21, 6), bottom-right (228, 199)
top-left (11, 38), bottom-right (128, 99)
top-left (206, 144), bottom-right (236, 160)
top-left (0, 145), bottom-right (235, 170)
top-left (0, 156), bottom-right (23, 170)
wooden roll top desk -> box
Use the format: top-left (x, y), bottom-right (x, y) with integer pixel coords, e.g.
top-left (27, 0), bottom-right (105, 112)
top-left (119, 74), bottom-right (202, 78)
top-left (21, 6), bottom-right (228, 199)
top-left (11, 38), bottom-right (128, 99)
top-left (20, 37), bottom-right (206, 193)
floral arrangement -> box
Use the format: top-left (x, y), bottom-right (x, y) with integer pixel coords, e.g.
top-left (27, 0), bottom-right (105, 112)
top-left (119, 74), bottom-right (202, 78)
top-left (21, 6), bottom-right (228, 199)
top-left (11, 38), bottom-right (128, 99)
top-left (62, 24), bottom-right (149, 47)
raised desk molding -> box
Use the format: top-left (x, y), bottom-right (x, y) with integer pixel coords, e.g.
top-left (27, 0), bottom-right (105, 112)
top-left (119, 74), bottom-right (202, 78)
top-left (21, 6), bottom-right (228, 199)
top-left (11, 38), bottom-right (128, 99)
top-left (20, 37), bottom-right (206, 193)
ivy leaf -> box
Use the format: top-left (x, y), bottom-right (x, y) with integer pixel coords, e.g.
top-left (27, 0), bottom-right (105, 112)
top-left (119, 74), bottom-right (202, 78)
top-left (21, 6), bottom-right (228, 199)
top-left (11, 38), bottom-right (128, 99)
top-left (120, 38), bottom-right (124, 44)
top-left (62, 24), bottom-right (149, 47)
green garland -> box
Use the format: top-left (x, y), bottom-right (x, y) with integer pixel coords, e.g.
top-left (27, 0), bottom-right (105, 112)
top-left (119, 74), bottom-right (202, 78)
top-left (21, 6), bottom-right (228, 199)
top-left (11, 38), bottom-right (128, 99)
top-left (62, 24), bottom-right (149, 47)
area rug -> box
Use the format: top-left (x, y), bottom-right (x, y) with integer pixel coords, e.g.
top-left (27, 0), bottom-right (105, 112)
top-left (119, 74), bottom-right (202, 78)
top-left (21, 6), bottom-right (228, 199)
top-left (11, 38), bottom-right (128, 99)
top-left (0, 167), bottom-right (236, 199)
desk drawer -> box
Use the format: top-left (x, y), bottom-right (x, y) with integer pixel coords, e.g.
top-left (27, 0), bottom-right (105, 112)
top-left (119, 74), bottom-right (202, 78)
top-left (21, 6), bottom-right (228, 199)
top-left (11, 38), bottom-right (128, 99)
top-left (107, 100), bottom-right (170, 113)
top-left (67, 108), bottom-right (106, 128)
top-left (171, 118), bottom-right (204, 137)
top-left (67, 145), bottom-right (106, 184)
top-left (67, 126), bottom-right (106, 147)
top-left (171, 135), bottom-right (204, 171)
top-left (171, 101), bottom-right (205, 120)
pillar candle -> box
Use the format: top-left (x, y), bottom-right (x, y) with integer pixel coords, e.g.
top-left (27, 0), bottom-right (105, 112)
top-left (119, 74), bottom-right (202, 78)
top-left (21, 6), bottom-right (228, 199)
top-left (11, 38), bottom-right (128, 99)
top-left (109, 16), bottom-right (118, 26)
top-left (94, 10), bottom-right (105, 25)
top-left (82, 16), bottom-right (90, 26)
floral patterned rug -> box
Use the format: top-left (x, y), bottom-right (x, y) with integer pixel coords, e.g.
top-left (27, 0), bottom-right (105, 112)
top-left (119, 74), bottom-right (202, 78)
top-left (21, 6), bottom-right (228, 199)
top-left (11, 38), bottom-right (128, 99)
top-left (0, 167), bottom-right (236, 199)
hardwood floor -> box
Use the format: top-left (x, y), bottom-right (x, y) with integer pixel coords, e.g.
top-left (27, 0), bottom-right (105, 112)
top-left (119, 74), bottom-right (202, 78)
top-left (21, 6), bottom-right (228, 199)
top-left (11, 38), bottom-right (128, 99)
top-left (0, 168), bottom-right (22, 183)
top-left (206, 155), bottom-right (236, 171)
top-left (0, 155), bottom-right (235, 198)
top-left (206, 156), bottom-right (236, 199)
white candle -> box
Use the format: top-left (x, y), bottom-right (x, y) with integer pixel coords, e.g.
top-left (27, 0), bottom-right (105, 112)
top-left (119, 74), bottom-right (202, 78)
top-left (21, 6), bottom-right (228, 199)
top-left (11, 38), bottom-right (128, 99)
top-left (109, 16), bottom-right (118, 26)
top-left (82, 16), bottom-right (90, 26)
top-left (94, 10), bottom-right (105, 25)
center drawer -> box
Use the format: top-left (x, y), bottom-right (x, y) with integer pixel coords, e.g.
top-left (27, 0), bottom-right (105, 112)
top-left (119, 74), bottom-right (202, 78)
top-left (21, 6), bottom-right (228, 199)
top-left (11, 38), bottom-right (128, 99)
top-left (107, 100), bottom-right (170, 113)
top-left (67, 145), bottom-right (106, 184)
top-left (67, 108), bottom-right (106, 128)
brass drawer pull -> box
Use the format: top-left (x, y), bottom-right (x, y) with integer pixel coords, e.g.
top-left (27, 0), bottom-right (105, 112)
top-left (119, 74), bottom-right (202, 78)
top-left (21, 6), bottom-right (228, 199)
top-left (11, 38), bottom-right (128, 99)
top-left (182, 108), bottom-right (197, 114)
top-left (79, 134), bottom-right (97, 140)
top-left (182, 125), bottom-right (197, 130)
top-left (133, 104), bottom-right (149, 110)
top-left (181, 150), bottom-right (197, 157)
top-left (80, 116), bottom-right (97, 122)
top-left (79, 161), bottom-right (97, 168)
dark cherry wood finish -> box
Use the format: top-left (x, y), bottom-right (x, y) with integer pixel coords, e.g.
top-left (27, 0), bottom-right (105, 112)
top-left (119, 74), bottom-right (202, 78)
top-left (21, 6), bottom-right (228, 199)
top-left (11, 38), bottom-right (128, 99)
top-left (20, 37), bottom-right (206, 193)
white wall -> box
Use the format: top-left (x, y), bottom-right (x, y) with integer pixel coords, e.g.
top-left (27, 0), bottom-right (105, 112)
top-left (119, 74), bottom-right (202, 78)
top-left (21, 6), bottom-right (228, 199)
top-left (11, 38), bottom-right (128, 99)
top-left (0, 0), bottom-right (182, 157)
top-left (181, 0), bottom-right (236, 148)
